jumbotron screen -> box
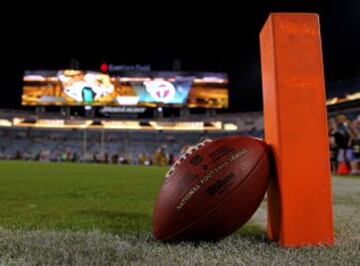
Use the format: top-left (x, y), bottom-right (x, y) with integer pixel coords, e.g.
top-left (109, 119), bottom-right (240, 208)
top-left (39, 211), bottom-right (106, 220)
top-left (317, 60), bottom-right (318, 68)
top-left (22, 70), bottom-right (228, 108)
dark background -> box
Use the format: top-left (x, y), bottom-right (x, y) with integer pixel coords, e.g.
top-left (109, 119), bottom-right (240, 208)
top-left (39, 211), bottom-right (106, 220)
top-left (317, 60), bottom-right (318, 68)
top-left (1, 0), bottom-right (359, 112)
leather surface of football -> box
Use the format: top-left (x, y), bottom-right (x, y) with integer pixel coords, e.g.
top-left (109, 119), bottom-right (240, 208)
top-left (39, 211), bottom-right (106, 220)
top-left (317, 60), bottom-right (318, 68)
top-left (153, 135), bottom-right (270, 242)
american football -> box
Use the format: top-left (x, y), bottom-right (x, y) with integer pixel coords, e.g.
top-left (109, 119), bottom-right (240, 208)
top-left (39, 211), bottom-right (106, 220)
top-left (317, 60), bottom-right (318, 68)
top-left (153, 136), bottom-right (270, 241)
top-left (2, 2), bottom-right (360, 264)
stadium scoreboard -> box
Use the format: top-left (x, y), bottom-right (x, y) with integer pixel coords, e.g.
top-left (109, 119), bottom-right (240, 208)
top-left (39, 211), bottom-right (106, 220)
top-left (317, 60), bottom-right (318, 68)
top-left (22, 70), bottom-right (228, 109)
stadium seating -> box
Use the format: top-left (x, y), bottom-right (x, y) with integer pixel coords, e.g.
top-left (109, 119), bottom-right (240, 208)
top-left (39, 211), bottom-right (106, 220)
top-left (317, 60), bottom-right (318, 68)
top-left (0, 110), bottom-right (264, 163)
top-left (0, 126), bottom-right (263, 163)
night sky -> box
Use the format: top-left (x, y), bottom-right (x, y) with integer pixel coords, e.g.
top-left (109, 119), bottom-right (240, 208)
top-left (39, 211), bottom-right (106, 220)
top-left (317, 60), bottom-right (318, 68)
top-left (1, 0), bottom-right (359, 112)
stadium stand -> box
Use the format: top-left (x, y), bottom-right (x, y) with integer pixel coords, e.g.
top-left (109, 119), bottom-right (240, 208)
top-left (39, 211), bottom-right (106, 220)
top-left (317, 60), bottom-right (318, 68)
top-left (0, 111), bottom-right (264, 164)
top-left (1, 106), bottom-right (359, 174)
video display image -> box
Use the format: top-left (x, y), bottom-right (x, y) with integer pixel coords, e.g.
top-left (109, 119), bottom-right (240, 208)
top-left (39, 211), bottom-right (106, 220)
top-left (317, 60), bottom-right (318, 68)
top-left (22, 70), bottom-right (229, 108)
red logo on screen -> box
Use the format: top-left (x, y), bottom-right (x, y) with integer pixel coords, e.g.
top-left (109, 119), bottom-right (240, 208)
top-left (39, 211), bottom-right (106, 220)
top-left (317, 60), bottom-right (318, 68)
top-left (156, 84), bottom-right (170, 98)
top-left (144, 80), bottom-right (176, 103)
top-left (100, 63), bottom-right (109, 73)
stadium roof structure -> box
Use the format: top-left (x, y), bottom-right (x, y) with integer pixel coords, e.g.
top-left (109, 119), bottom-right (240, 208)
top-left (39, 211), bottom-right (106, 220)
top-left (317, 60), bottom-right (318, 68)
top-left (326, 77), bottom-right (360, 106)
top-left (0, 117), bottom-right (238, 132)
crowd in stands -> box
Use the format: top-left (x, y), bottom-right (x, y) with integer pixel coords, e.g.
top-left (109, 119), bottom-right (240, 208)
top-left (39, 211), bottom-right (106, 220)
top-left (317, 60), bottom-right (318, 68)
top-left (2, 112), bottom-right (360, 175)
top-left (0, 111), bottom-right (265, 166)
top-left (329, 114), bottom-right (360, 175)
top-left (0, 128), bottom-right (245, 166)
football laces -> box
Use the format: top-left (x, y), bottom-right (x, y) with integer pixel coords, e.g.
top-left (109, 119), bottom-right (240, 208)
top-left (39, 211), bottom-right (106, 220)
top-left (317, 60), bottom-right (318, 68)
top-left (165, 138), bottom-right (212, 179)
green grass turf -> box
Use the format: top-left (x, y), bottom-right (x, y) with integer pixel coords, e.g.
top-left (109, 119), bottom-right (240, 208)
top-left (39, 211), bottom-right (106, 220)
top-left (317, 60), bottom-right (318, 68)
top-left (0, 160), bottom-right (165, 233)
top-left (0, 160), bottom-right (359, 265)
